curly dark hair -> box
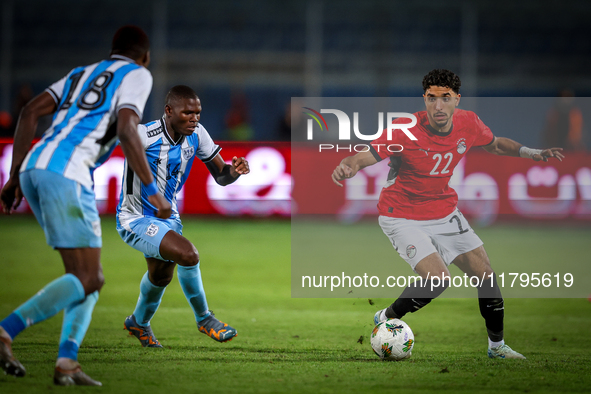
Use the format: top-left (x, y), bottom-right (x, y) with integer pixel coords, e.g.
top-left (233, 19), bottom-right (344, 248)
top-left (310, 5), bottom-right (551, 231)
top-left (165, 85), bottom-right (198, 105)
top-left (422, 69), bottom-right (461, 94)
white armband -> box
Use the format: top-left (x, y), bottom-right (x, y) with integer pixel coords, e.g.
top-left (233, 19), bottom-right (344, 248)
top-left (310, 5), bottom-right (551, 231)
top-left (519, 146), bottom-right (543, 159)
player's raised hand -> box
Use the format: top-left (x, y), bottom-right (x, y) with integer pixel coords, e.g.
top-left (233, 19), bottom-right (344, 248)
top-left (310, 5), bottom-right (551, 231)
top-left (533, 147), bottom-right (565, 162)
top-left (231, 156), bottom-right (250, 175)
top-left (0, 177), bottom-right (24, 214)
top-left (148, 193), bottom-right (172, 219)
top-left (331, 151), bottom-right (377, 187)
top-left (331, 163), bottom-right (354, 187)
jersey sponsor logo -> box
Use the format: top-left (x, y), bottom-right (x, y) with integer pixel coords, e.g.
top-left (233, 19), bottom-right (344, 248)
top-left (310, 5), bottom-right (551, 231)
top-left (182, 146), bottom-right (195, 161)
top-left (406, 245), bottom-right (417, 259)
top-left (147, 127), bottom-right (163, 138)
top-left (146, 223), bottom-right (159, 237)
top-left (456, 138), bottom-right (467, 154)
top-left (419, 148), bottom-right (430, 156)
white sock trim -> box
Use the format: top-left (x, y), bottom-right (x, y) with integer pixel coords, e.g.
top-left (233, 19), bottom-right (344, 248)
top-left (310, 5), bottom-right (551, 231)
top-left (488, 338), bottom-right (505, 349)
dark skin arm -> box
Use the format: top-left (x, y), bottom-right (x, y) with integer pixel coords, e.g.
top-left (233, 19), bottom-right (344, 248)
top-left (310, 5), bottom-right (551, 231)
top-left (482, 136), bottom-right (564, 162)
top-left (117, 108), bottom-right (172, 219)
top-left (1, 91), bottom-right (56, 214)
top-left (205, 154), bottom-right (250, 186)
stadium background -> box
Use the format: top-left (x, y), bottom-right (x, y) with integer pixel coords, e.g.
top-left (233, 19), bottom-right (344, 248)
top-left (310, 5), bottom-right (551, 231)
top-left (1, 0), bottom-right (591, 222)
top-left (1, 1), bottom-right (591, 393)
top-left (1, 0), bottom-right (591, 144)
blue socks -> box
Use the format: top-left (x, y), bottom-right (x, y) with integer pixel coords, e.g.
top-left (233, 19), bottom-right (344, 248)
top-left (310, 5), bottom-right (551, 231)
top-left (177, 264), bottom-right (210, 322)
top-left (131, 265), bottom-right (210, 327)
top-left (132, 272), bottom-right (166, 326)
top-left (0, 274), bottom-right (85, 340)
top-left (1, 274), bottom-right (97, 362)
top-left (58, 291), bottom-right (99, 361)
top-left (0, 314), bottom-right (25, 341)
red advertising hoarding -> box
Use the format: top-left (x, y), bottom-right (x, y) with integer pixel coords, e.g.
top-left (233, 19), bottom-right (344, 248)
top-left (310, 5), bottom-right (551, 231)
top-left (0, 140), bottom-right (291, 217)
top-left (292, 147), bottom-right (591, 224)
top-left (2, 139), bottom-right (590, 223)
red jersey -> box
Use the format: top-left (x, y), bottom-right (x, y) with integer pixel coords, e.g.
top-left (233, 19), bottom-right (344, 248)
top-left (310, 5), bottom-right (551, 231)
top-left (370, 109), bottom-right (494, 220)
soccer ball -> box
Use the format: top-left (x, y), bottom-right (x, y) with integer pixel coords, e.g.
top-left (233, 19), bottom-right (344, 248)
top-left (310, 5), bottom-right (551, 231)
top-left (370, 318), bottom-right (414, 361)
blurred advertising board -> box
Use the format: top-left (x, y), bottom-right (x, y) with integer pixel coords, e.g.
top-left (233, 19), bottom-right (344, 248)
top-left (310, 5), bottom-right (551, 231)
top-left (2, 140), bottom-right (591, 223)
top-left (0, 140), bottom-right (291, 217)
top-left (292, 147), bottom-right (591, 224)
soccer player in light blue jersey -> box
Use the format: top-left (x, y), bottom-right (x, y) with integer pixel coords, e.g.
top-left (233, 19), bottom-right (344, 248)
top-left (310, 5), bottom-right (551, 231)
top-left (0, 26), bottom-right (171, 386)
top-left (118, 85), bottom-right (249, 347)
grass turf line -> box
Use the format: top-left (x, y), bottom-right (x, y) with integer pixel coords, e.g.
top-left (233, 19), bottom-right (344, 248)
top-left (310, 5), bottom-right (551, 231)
top-left (0, 215), bottom-right (590, 393)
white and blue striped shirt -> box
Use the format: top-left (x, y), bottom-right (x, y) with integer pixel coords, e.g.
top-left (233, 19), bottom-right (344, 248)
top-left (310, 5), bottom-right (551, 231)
top-left (116, 117), bottom-right (220, 230)
top-left (21, 55), bottom-right (152, 189)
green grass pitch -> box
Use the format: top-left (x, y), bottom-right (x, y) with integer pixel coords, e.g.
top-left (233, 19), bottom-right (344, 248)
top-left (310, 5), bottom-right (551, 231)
top-left (0, 215), bottom-right (590, 393)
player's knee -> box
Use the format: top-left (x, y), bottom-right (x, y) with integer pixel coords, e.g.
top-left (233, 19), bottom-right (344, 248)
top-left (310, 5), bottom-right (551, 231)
top-left (94, 271), bottom-right (105, 292)
top-left (177, 246), bottom-right (199, 267)
top-left (80, 271), bottom-right (104, 295)
top-left (152, 275), bottom-right (173, 287)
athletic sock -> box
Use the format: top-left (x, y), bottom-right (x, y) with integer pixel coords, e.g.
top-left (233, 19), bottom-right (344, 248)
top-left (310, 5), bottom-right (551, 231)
top-left (385, 279), bottom-right (450, 319)
top-left (133, 272), bottom-right (166, 327)
top-left (0, 274), bottom-right (85, 339)
top-left (488, 338), bottom-right (504, 349)
top-left (177, 264), bottom-right (210, 322)
top-left (58, 291), bottom-right (99, 361)
top-left (478, 274), bottom-right (504, 342)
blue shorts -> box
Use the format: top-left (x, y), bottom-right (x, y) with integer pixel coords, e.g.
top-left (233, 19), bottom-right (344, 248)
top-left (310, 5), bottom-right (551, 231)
top-left (117, 216), bottom-right (183, 260)
top-left (19, 169), bottom-right (102, 248)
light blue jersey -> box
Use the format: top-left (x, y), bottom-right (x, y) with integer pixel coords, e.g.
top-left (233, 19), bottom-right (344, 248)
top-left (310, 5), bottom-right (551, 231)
top-left (21, 55), bottom-right (152, 189)
top-left (116, 117), bottom-right (220, 231)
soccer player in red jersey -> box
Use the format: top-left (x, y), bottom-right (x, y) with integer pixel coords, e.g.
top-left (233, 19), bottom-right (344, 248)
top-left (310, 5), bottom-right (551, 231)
top-left (331, 69), bottom-right (564, 359)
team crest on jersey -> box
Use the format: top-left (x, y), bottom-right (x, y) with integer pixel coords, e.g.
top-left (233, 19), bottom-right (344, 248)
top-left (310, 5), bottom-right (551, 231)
top-left (146, 224), bottom-right (159, 237)
top-left (182, 147), bottom-right (195, 160)
top-left (406, 245), bottom-right (417, 259)
top-left (456, 138), bottom-right (467, 154)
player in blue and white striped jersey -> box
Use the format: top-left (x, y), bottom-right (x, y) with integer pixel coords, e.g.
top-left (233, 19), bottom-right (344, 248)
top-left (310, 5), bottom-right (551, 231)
top-left (0, 26), bottom-right (171, 386)
top-left (118, 85), bottom-right (249, 347)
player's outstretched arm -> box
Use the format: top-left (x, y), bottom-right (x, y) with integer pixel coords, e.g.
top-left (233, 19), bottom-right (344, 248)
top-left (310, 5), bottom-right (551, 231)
top-left (205, 154), bottom-right (250, 186)
top-left (332, 150), bottom-right (378, 187)
top-left (117, 108), bottom-right (171, 219)
top-left (1, 92), bottom-right (56, 214)
top-left (482, 137), bottom-right (564, 162)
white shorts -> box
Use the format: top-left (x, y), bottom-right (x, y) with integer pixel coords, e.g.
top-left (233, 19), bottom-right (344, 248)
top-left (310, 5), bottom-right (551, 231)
top-left (379, 209), bottom-right (483, 271)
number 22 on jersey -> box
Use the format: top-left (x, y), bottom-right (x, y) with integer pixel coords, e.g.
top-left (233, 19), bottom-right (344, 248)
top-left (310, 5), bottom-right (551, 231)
top-left (429, 152), bottom-right (454, 175)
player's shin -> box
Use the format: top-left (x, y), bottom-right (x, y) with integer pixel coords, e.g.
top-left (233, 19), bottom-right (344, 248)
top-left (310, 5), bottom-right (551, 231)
top-left (133, 272), bottom-right (167, 326)
top-left (57, 291), bottom-right (99, 364)
top-left (177, 264), bottom-right (210, 322)
top-left (0, 274), bottom-right (85, 339)
top-left (477, 273), bottom-right (504, 345)
top-left (385, 279), bottom-right (450, 319)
